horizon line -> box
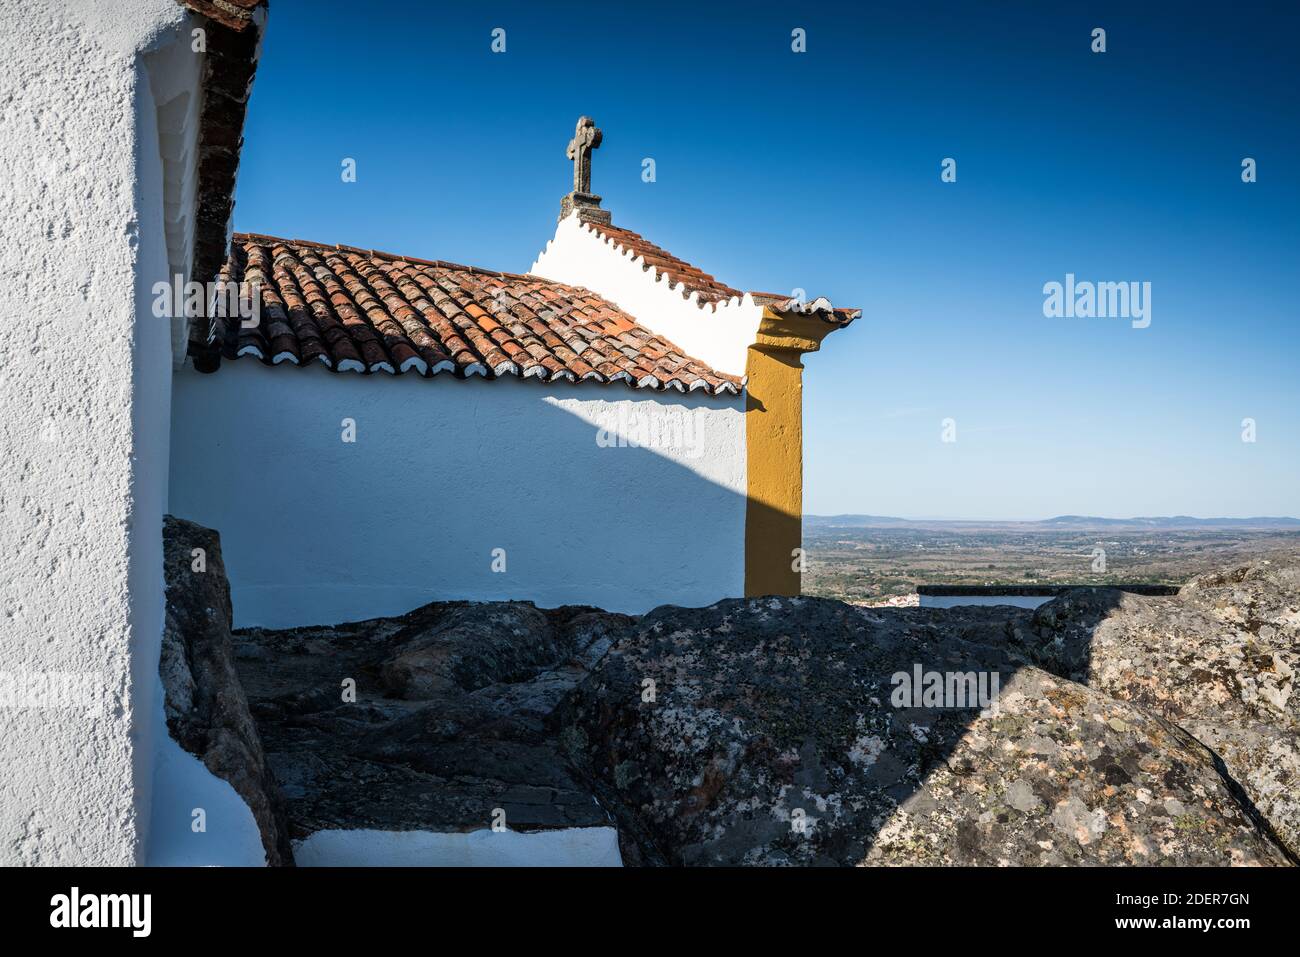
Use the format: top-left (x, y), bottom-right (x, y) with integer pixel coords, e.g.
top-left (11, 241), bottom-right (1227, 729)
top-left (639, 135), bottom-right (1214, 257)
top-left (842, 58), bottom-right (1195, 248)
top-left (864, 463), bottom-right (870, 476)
top-left (804, 513), bottom-right (1300, 524)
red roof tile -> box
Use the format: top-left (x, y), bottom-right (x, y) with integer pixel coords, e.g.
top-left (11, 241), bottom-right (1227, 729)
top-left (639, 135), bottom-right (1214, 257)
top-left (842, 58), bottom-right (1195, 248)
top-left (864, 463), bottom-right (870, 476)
top-left (179, 0), bottom-right (263, 32)
top-left (179, 0), bottom-right (266, 372)
top-left (210, 235), bottom-right (742, 396)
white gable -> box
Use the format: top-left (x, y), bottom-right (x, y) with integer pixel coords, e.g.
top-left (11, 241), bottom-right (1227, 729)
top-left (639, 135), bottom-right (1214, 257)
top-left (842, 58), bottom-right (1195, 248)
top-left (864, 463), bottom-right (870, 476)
top-left (530, 213), bottom-right (763, 378)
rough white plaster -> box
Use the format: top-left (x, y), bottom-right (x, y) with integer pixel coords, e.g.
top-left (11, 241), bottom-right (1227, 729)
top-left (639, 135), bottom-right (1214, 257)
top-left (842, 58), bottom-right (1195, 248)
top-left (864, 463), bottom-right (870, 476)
top-left (0, 0), bottom-right (240, 865)
top-left (169, 361), bottom-right (748, 628)
top-left (530, 214), bottom-right (764, 378)
top-left (293, 827), bottom-right (622, 867)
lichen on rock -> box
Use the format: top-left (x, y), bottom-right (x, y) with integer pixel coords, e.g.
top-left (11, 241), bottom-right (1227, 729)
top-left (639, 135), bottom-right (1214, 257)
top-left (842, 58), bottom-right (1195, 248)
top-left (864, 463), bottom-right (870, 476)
top-left (566, 593), bottom-right (1294, 866)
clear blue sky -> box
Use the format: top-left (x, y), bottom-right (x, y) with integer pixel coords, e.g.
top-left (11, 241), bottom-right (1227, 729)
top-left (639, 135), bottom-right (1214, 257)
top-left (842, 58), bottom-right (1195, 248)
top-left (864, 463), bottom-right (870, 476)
top-left (233, 0), bottom-right (1299, 520)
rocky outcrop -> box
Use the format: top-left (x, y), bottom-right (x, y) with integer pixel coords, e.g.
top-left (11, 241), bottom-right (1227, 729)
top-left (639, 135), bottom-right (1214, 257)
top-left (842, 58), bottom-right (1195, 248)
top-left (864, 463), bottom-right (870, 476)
top-left (1020, 561), bottom-right (1299, 859)
top-left (233, 600), bottom-right (637, 842)
top-left (567, 597), bottom-right (1290, 866)
top-left (160, 516), bottom-right (293, 865)
top-left (162, 515), bottom-right (1298, 867)
top-left (1181, 560), bottom-right (1300, 642)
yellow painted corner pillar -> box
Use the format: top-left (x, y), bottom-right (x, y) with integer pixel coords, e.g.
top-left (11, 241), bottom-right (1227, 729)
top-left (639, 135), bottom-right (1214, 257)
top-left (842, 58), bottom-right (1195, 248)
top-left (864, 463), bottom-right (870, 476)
top-left (743, 308), bottom-right (839, 597)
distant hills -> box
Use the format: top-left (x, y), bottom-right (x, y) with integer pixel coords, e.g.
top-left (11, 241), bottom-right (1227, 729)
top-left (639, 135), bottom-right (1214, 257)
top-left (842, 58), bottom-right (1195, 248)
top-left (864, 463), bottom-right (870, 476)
top-left (1038, 515), bottom-right (1300, 528)
top-left (805, 514), bottom-right (1300, 529)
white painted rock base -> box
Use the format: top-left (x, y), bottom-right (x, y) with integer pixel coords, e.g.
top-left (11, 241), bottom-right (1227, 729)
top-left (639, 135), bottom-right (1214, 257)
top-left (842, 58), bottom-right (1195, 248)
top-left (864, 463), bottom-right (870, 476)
top-left (146, 734), bottom-right (267, 866)
top-left (919, 595), bottom-right (1051, 610)
top-left (293, 827), bottom-right (623, 867)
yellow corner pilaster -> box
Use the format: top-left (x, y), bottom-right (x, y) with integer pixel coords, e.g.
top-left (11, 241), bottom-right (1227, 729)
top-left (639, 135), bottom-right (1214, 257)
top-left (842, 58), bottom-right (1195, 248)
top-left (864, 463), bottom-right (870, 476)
top-left (743, 308), bottom-right (839, 597)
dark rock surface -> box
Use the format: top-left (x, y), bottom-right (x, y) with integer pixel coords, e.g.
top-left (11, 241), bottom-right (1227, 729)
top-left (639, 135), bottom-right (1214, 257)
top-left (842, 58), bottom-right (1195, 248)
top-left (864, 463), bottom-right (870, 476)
top-left (568, 596), bottom-right (1291, 866)
top-left (164, 512), bottom-right (1296, 867)
top-left (160, 516), bottom-right (293, 865)
top-left (233, 600), bottom-right (636, 840)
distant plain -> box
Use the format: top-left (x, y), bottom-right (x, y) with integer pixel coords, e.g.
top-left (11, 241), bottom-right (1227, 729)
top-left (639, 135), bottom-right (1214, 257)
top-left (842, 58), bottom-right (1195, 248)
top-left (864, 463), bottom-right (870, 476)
top-left (801, 515), bottom-right (1300, 603)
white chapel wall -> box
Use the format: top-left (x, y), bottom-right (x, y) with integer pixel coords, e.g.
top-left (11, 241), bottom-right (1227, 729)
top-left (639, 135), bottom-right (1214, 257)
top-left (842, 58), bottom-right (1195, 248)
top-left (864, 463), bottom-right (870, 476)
top-left (138, 14), bottom-right (269, 866)
top-left (168, 361), bottom-right (748, 629)
top-left (0, 0), bottom-right (204, 865)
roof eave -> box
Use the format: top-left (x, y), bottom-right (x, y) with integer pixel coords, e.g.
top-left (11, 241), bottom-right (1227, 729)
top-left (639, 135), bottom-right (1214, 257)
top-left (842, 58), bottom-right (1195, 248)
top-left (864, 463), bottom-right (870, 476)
top-left (751, 294), bottom-right (861, 327)
top-left (182, 1), bottom-right (268, 372)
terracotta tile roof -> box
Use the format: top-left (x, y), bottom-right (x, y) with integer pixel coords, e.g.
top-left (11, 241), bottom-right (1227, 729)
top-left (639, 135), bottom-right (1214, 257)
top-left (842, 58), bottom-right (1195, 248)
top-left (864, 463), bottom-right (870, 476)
top-left (179, 0), bottom-right (263, 32)
top-left (587, 223), bottom-right (745, 304)
top-left (181, 0), bottom-right (266, 371)
top-left (211, 234), bottom-right (742, 396)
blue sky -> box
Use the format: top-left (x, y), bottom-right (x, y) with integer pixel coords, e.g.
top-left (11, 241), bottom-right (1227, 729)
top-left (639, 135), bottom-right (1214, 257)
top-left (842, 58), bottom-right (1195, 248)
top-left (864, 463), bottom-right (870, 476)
top-left (233, 1), bottom-right (1299, 520)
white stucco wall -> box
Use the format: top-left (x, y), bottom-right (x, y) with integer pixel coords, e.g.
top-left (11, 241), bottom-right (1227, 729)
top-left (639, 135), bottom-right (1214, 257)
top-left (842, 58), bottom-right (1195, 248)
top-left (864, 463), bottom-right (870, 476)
top-left (169, 361), bottom-right (747, 628)
top-left (0, 0), bottom-right (268, 867)
top-left (0, 0), bottom-right (201, 865)
top-left (138, 25), bottom-right (268, 866)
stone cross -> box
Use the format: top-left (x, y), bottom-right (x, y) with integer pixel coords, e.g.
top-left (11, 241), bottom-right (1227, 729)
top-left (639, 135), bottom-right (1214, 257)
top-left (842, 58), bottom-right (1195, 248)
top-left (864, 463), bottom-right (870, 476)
top-left (566, 116), bottom-right (602, 194)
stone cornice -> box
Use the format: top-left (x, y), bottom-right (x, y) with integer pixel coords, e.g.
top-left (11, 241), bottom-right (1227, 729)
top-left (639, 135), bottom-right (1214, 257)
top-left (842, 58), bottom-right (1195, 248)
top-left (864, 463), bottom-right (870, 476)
top-left (751, 306), bottom-right (845, 357)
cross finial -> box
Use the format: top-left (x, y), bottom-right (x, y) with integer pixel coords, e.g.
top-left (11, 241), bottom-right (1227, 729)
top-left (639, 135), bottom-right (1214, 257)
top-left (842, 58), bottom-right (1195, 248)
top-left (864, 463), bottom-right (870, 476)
top-left (566, 116), bottom-right (602, 194)
top-left (559, 116), bottom-right (612, 224)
